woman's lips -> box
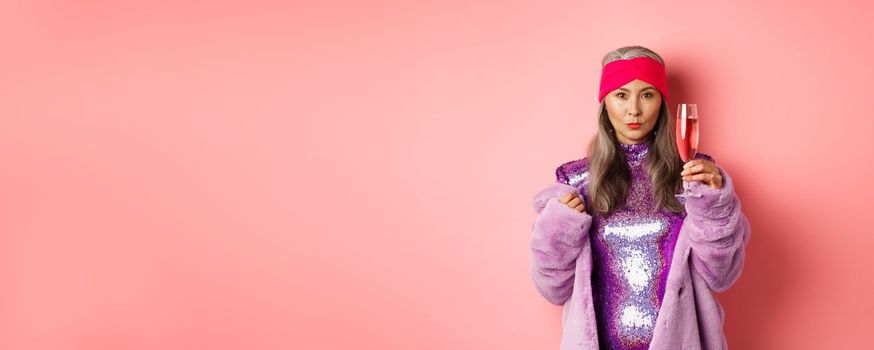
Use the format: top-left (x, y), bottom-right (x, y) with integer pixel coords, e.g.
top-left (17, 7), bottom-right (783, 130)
top-left (627, 123), bottom-right (641, 129)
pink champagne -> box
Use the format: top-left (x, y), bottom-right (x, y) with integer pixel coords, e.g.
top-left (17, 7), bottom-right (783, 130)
top-left (675, 117), bottom-right (699, 162)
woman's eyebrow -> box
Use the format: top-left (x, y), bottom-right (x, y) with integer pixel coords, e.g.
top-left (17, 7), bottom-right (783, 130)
top-left (617, 87), bottom-right (656, 92)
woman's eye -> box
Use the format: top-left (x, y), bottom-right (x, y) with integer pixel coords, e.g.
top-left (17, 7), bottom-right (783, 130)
top-left (616, 93), bottom-right (625, 98)
top-left (643, 92), bottom-right (652, 98)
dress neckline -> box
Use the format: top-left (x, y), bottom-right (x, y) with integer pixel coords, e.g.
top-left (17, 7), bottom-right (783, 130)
top-left (619, 138), bottom-right (652, 163)
top-left (618, 138), bottom-right (652, 151)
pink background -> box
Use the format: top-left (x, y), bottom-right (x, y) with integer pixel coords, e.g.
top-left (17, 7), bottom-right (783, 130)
top-left (2, 1), bottom-right (871, 349)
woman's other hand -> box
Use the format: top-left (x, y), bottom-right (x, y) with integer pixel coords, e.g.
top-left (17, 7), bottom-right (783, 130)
top-left (681, 159), bottom-right (724, 189)
top-left (560, 192), bottom-right (587, 213)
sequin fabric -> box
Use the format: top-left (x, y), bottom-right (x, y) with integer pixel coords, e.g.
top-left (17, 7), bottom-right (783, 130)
top-left (557, 139), bottom-right (686, 350)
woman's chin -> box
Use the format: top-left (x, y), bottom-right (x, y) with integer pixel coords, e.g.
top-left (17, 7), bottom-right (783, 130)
top-left (619, 131), bottom-right (652, 143)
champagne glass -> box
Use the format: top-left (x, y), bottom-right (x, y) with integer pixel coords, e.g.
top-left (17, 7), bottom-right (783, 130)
top-left (675, 103), bottom-right (701, 198)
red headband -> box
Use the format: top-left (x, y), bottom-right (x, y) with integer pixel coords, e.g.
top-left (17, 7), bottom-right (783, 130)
top-left (598, 56), bottom-right (668, 103)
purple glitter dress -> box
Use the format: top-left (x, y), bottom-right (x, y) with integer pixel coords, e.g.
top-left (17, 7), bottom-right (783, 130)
top-left (556, 139), bottom-right (710, 349)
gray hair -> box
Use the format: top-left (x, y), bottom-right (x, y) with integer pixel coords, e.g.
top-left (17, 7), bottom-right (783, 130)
top-left (601, 45), bottom-right (666, 67)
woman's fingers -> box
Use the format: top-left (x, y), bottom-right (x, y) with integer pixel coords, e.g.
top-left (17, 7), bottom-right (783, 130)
top-left (681, 160), bottom-right (724, 189)
top-left (682, 172), bottom-right (719, 183)
top-left (683, 173), bottom-right (703, 181)
top-left (681, 160), bottom-right (716, 178)
top-left (681, 161), bottom-right (707, 176)
top-left (567, 196), bottom-right (581, 207)
top-left (560, 192), bottom-right (574, 204)
top-left (568, 197), bottom-right (585, 212)
top-left (559, 191), bottom-right (585, 212)
top-left (683, 173), bottom-right (723, 188)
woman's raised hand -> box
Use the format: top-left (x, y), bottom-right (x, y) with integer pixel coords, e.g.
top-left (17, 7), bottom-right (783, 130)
top-left (681, 159), bottom-right (724, 189)
top-left (560, 192), bottom-right (586, 213)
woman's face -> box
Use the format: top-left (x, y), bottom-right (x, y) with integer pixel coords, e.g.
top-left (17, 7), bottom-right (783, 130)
top-left (604, 79), bottom-right (662, 144)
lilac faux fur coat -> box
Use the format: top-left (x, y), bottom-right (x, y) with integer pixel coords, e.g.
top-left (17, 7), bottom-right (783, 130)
top-left (529, 160), bottom-right (751, 349)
